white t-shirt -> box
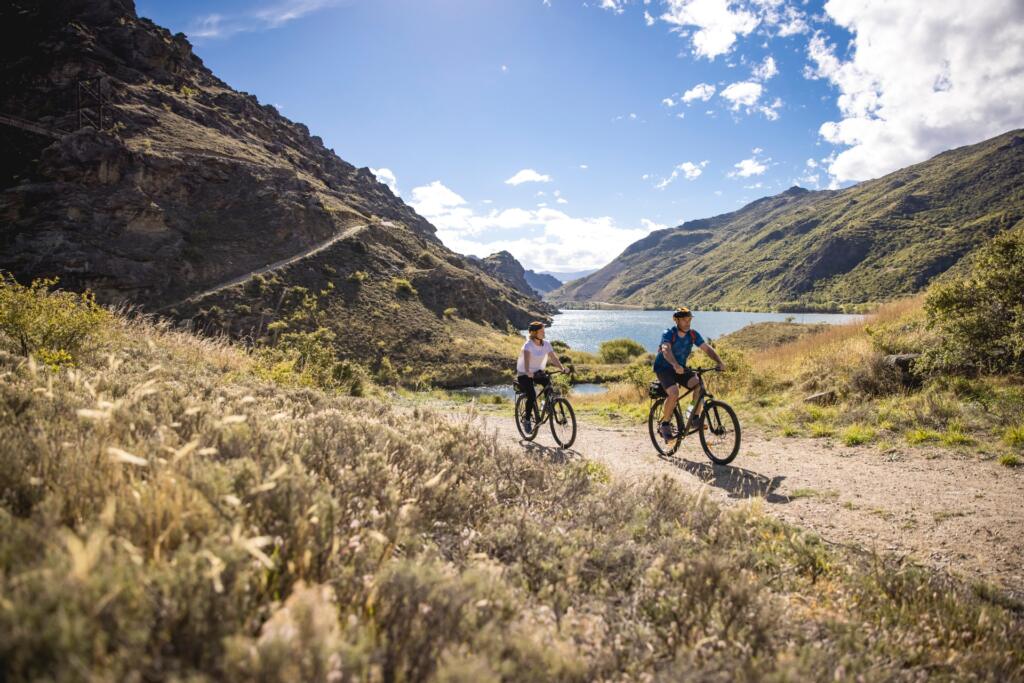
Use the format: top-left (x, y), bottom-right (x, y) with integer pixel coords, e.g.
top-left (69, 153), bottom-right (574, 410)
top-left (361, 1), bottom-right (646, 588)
top-left (517, 339), bottom-right (554, 375)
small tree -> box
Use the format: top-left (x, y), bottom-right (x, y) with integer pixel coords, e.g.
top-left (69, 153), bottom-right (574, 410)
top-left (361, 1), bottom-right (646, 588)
top-left (921, 225), bottom-right (1024, 375)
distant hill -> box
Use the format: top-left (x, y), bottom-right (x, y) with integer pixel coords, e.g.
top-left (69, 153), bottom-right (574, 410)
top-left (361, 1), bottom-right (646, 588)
top-left (551, 130), bottom-right (1024, 310)
top-left (0, 0), bottom-right (549, 379)
top-left (524, 269), bottom-right (561, 294)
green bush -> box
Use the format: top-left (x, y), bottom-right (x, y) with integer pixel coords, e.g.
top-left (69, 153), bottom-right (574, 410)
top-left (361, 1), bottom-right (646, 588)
top-left (255, 327), bottom-right (369, 395)
top-left (0, 275), bottom-right (110, 368)
top-left (348, 270), bottom-right (368, 283)
top-left (921, 224), bottom-right (1024, 375)
top-left (392, 277), bottom-right (418, 297)
top-left (443, 307), bottom-right (458, 319)
top-left (551, 340), bottom-right (571, 353)
top-left (599, 338), bottom-right (646, 364)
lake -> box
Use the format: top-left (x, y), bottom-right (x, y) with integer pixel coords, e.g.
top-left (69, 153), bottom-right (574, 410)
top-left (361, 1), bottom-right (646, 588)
top-left (542, 309), bottom-right (861, 353)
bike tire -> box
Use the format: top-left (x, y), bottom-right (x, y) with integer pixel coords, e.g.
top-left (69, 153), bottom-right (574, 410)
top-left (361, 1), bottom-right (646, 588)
top-left (514, 394), bottom-right (538, 441)
top-left (648, 398), bottom-right (685, 456)
top-left (549, 398), bottom-right (577, 448)
top-left (699, 400), bottom-right (741, 465)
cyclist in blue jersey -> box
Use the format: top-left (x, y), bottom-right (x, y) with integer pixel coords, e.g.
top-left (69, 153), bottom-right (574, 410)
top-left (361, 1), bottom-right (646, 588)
top-left (654, 307), bottom-right (725, 441)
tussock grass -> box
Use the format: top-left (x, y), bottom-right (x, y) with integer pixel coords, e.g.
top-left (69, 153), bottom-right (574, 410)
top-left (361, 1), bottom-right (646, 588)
top-left (2, 294), bottom-right (1024, 680)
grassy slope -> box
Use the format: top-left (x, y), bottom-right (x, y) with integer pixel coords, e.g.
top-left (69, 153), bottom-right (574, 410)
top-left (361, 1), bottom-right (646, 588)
top-left (553, 130), bottom-right (1024, 310)
top-left (716, 321), bottom-right (830, 350)
top-left (2, 310), bottom-right (1023, 680)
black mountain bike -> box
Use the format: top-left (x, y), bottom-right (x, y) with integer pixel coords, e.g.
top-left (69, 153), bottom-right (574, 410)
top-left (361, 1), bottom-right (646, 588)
top-left (647, 367), bottom-right (741, 464)
top-left (513, 369), bottom-right (577, 448)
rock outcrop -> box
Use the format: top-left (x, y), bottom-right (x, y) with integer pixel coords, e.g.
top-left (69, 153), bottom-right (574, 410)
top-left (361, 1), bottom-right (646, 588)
top-left (0, 0), bottom-right (550, 364)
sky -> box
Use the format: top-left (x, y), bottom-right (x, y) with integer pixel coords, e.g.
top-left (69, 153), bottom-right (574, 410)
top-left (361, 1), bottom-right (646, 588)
top-left (138, 0), bottom-right (1024, 276)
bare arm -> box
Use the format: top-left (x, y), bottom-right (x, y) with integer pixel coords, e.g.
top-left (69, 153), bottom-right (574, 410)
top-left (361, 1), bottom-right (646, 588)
top-left (700, 342), bottom-right (725, 370)
top-left (547, 351), bottom-right (566, 371)
top-left (521, 348), bottom-right (532, 374)
top-left (660, 343), bottom-right (685, 372)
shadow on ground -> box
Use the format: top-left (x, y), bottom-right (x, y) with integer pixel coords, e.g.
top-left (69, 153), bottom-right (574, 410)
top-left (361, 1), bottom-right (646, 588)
top-left (658, 453), bottom-right (789, 503)
top-left (518, 439), bottom-right (581, 464)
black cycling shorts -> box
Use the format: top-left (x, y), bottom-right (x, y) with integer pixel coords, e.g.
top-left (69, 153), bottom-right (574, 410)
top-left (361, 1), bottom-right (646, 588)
top-left (655, 367), bottom-right (695, 390)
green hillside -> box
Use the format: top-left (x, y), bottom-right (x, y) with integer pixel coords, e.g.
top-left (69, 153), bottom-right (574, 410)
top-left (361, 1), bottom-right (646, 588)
top-left (552, 130), bottom-right (1024, 311)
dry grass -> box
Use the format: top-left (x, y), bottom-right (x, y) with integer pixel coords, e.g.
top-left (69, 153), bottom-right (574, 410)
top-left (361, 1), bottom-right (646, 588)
top-left (750, 294), bottom-right (927, 377)
top-left (1, 299), bottom-right (1023, 680)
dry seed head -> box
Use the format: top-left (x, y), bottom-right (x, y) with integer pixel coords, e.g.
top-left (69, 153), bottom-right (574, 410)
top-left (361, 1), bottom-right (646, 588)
top-left (219, 414), bottom-right (247, 426)
top-left (197, 446), bottom-right (218, 456)
top-left (108, 447), bottom-right (148, 467)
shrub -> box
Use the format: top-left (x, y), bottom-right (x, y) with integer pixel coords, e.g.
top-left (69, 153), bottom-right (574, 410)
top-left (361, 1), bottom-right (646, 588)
top-left (599, 338), bottom-right (646, 364)
top-left (1003, 425), bottom-right (1024, 449)
top-left (841, 424), bottom-right (875, 446)
top-left (551, 340), bottom-right (571, 353)
top-left (921, 224), bottom-right (1024, 375)
top-left (906, 428), bottom-right (941, 445)
top-left (0, 275), bottom-right (110, 367)
top-left (998, 453), bottom-right (1022, 467)
top-left (348, 270), bottom-right (368, 283)
top-left (392, 277), bottom-right (418, 297)
top-left (443, 307), bottom-right (458, 319)
top-left (376, 356), bottom-right (399, 385)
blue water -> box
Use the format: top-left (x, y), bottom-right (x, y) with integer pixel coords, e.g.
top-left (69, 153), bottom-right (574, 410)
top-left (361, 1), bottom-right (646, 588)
top-left (542, 309), bottom-right (861, 353)
top-left (455, 382), bottom-right (609, 400)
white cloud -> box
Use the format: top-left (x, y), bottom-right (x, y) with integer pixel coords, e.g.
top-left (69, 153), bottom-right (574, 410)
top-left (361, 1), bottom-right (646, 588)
top-left (370, 167), bottom-right (399, 195)
top-left (505, 169), bottom-right (553, 185)
top-left (720, 80), bottom-right (763, 109)
top-left (579, 164), bottom-right (589, 170)
top-left (805, 158), bottom-right (818, 168)
top-left (729, 150), bottom-right (769, 177)
top-left (501, 64), bottom-right (509, 73)
top-left (662, 97), bottom-right (676, 107)
top-left (807, 0), bottom-right (1024, 182)
top-left (644, 10), bottom-right (656, 26)
top-left (409, 181), bottom-right (467, 218)
top-left (655, 160), bottom-right (708, 189)
top-left (641, 218), bottom-right (668, 231)
top-left (682, 82), bottom-right (716, 102)
top-left (410, 181), bottom-right (651, 271)
top-left (600, 0), bottom-right (628, 14)
top-left (189, 0), bottom-right (343, 39)
top-left (759, 96), bottom-right (782, 120)
top-left (659, 0), bottom-right (760, 59)
top-left (752, 55), bottom-right (778, 81)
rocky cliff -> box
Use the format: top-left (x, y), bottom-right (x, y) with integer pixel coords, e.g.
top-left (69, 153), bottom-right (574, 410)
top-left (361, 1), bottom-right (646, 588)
top-left (0, 0), bottom-right (549, 376)
top-left (552, 131), bottom-right (1024, 310)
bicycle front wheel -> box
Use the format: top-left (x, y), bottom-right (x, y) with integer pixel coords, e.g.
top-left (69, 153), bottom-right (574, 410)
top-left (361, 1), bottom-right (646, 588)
top-left (648, 398), bottom-right (685, 456)
top-left (514, 394), bottom-right (538, 441)
top-left (699, 400), bottom-right (741, 465)
top-left (549, 398), bottom-right (577, 448)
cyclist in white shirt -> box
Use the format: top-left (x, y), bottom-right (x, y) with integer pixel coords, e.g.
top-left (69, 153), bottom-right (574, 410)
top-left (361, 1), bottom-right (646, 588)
top-left (517, 321), bottom-right (567, 433)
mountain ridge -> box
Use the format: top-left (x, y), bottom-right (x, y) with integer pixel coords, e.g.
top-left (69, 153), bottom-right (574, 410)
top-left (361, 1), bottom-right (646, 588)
top-left (552, 131), bottom-right (1024, 310)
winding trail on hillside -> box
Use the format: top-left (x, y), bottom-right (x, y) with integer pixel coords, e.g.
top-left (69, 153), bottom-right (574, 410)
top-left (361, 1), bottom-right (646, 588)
top-left (471, 411), bottom-right (1024, 597)
top-left (164, 222), bottom-right (370, 309)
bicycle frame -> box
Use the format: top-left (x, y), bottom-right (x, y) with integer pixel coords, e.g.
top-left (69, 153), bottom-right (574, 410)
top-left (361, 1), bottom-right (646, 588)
top-left (659, 370), bottom-right (716, 436)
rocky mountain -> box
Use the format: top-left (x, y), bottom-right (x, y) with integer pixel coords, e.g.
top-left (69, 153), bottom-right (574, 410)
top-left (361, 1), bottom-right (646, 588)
top-left (524, 269), bottom-right (561, 295)
top-left (467, 251), bottom-right (562, 301)
top-left (0, 0), bottom-right (549, 379)
top-left (552, 130), bottom-right (1024, 310)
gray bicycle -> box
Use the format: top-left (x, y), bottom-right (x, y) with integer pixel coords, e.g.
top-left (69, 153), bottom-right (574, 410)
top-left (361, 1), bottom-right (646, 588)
top-left (647, 367), bottom-right (741, 464)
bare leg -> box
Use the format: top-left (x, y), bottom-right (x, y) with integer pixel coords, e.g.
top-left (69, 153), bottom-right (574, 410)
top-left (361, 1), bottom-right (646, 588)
top-left (661, 384), bottom-right (679, 423)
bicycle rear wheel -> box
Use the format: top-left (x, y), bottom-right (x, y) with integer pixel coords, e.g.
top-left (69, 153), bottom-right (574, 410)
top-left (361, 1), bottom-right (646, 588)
top-left (514, 394), bottom-right (539, 441)
top-left (698, 400), bottom-right (741, 465)
top-left (549, 398), bottom-right (577, 448)
top-left (648, 398), bottom-right (685, 456)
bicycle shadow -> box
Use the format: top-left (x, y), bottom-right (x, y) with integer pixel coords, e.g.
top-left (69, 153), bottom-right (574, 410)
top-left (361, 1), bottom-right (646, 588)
top-left (656, 453), bottom-right (788, 503)
top-left (517, 439), bottom-right (582, 464)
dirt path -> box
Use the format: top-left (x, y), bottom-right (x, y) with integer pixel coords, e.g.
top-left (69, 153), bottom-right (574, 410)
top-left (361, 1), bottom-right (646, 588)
top-left (473, 411), bottom-right (1024, 596)
top-left (165, 222), bottom-right (368, 309)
